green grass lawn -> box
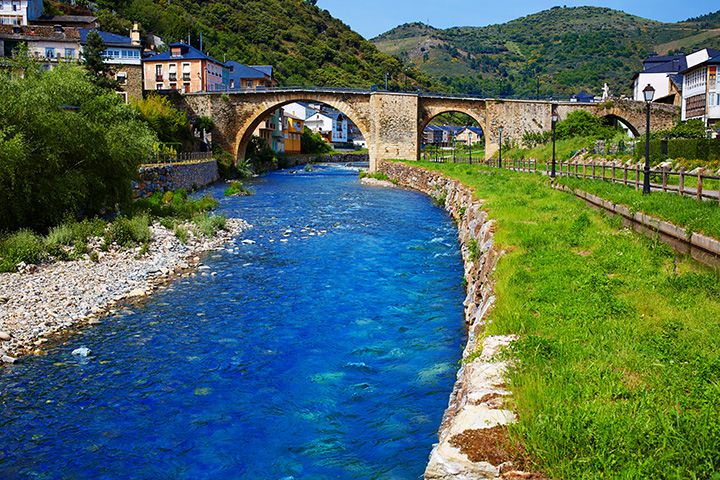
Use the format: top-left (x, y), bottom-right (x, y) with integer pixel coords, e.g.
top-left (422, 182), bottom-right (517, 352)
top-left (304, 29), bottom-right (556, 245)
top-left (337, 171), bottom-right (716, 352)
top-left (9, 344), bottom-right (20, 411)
top-left (556, 176), bottom-right (720, 240)
top-left (406, 161), bottom-right (720, 479)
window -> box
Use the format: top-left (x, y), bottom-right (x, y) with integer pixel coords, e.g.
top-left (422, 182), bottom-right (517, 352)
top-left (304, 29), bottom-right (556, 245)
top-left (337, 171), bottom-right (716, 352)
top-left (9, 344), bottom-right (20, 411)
top-left (169, 83), bottom-right (176, 90)
top-left (182, 63), bottom-right (191, 81)
top-left (156, 83), bottom-right (163, 90)
top-left (117, 92), bottom-right (128, 103)
top-left (155, 64), bottom-right (163, 81)
top-left (246, 80), bottom-right (253, 87)
top-left (45, 47), bottom-right (55, 59)
top-left (116, 72), bottom-right (127, 85)
top-left (64, 48), bottom-right (75, 59)
top-left (168, 64), bottom-right (177, 81)
top-left (183, 83), bottom-right (190, 93)
top-left (710, 67), bottom-right (717, 91)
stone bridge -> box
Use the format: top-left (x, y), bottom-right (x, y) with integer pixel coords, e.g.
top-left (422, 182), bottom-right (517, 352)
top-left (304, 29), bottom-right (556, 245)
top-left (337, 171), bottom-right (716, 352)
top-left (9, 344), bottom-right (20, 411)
top-left (175, 89), bottom-right (677, 171)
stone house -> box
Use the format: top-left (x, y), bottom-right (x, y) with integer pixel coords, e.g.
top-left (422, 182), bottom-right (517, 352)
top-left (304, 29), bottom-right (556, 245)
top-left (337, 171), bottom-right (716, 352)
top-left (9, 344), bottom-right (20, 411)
top-left (455, 126), bottom-right (484, 145)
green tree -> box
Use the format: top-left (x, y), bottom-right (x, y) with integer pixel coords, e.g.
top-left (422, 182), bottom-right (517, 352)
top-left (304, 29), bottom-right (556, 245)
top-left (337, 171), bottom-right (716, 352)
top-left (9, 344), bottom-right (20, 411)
top-left (0, 61), bottom-right (157, 231)
top-left (301, 127), bottom-right (332, 154)
top-left (82, 30), bottom-right (119, 90)
top-left (133, 95), bottom-right (191, 145)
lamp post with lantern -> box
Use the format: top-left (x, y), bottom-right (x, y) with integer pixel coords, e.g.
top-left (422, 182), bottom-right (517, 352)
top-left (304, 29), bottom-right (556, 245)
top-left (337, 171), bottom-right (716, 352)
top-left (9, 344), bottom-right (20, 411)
top-left (642, 84), bottom-right (655, 195)
top-left (551, 109), bottom-right (558, 180)
top-left (498, 126), bottom-right (504, 169)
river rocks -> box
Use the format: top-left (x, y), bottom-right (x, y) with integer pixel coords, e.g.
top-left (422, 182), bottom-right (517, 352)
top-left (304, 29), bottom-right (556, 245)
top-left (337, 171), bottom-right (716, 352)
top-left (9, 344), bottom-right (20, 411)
top-left (380, 162), bottom-right (534, 479)
top-left (2, 355), bottom-right (17, 364)
top-left (0, 331), bottom-right (11, 341)
top-left (360, 177), bottom-right (396, 188)
top-left (71, 347), bottom-right (91, 357)
top-left (0, 218), bottom-right (251, 359)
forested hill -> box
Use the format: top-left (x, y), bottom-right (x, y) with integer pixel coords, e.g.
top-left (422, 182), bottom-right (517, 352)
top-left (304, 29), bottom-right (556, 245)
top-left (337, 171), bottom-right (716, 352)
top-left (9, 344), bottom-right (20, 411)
top-left (372, 6), bottom-right (720, 98)
top-left (51, 0), bottom-right (437, 90)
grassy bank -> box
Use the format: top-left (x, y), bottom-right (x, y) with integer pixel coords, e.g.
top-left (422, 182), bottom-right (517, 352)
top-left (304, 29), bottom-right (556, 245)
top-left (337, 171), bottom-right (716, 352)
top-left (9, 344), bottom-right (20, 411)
top-left (555, 176), bottom-right (720, 240)
top-left (406, 161), bottom-right (720, 478)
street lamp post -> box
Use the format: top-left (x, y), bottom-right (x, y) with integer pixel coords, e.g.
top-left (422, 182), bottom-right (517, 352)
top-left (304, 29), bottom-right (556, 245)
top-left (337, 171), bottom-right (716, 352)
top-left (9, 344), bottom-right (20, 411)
top-left (468, 129), bottom-right (472, 164)
top-left (498, 126), bottom-right (504, 168)
top-left (642, 84), bottom-right (655, 195)
top-left (551, 110), bottom-right (558, 180)
top-left (385, 72), bottom-right (390, 91)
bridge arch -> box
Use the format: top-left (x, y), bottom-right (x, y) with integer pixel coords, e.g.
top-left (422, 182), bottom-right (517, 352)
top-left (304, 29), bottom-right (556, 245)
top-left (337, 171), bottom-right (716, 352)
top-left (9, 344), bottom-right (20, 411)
top-left (231, 96), bottom-right (373, 166)
top-left (601, 114), bottom-right (640, 138)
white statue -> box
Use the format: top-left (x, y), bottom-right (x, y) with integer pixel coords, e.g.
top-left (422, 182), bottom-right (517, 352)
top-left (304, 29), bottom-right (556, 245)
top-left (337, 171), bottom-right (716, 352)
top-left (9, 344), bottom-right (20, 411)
top-left (602, 83), bottom-right (610, 100)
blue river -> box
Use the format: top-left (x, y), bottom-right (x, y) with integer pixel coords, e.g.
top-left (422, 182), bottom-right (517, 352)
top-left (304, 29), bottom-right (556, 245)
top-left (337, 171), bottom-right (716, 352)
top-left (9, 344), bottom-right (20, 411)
top-left (0, 164), bottom-right (465, 479)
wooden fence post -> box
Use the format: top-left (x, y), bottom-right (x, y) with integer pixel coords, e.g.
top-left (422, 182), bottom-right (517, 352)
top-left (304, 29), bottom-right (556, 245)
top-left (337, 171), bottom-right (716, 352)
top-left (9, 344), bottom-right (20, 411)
top-left (697, 168), bottom-right (704, 200)
top-left (623, 164), bottom-right (628, 186)
top-left (678, 167), bottom-right (685, 196)
top-left (635, 164), bottom-right (640, 190)
top-left (662, 166), bottom-right (668, 192)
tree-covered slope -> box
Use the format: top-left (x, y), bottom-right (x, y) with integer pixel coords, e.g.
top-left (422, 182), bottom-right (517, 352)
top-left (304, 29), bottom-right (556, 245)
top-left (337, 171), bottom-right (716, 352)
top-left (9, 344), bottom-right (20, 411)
top-left (62, 0), bottom-right (438, 90)
top-left (373, 6), bottom-right (720, 98)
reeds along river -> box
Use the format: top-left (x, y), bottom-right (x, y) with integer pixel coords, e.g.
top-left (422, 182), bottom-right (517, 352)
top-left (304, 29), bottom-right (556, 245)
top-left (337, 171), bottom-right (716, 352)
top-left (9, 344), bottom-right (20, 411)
top-left (0, 163), bottom-right (465, 479)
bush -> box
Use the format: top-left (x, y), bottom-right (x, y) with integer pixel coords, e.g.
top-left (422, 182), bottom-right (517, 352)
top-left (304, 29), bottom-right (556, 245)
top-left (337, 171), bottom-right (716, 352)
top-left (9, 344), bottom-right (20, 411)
top-left (0, 230), bottom-right (46, 272)
top-left (192, 213), bottom-right (227, 237)
top-left (555, 110), bottom-right (618, 141)
top-left (103, 215), bottom-right (151, 247)
top-left (0, 60), bottom-right (157, 231)
top-left (224, 181), bottom-right (252, 196)
top-left (301, 127), bottom-right (332, 154)
top-left (132, 190), bottom-right (218, 219)
top-left (45, 218), bottom-right (106, 248)
top-left (133, 94), bottom-right (191, 145)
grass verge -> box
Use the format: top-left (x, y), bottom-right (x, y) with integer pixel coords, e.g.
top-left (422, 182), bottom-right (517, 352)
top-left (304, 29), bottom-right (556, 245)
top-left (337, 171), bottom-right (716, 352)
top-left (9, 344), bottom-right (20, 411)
top-left (405, 160), bottom-right (720, 478)
top-left (556, 176), bottom-right (720, 240)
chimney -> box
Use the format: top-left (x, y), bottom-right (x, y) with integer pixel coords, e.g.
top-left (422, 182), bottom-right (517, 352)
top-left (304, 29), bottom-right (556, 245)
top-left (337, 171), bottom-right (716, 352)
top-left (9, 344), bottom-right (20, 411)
top-left (130, 22), bottom-right (141, 47)
top-left (53, 24), bottom-right (64, 33)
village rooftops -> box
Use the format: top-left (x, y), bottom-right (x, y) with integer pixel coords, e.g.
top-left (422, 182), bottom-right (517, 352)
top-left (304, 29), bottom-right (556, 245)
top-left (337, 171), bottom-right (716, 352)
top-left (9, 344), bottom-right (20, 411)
top-left (226, 60), bottom-right (272, 79)
top-left (0, 24), bottom-right (80, 41)
top-left (31, 15), bottom-right (98, 28)
top-left (78, 29), bottom-right (135, 47)
top-left (146, 42), bottom-right (224, 65)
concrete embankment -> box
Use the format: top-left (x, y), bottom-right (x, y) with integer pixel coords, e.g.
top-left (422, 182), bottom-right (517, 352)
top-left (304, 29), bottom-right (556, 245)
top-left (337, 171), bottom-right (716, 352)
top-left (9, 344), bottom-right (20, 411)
top-left (0, 219), bottom-right (250, 363)
top-left (380, 161), bottom-right (535, 479)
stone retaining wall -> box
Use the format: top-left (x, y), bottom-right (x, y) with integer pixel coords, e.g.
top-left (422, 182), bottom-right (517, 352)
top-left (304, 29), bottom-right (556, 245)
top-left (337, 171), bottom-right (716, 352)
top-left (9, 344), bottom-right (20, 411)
top-left (284, 153), bottom-right (369, 166)
top-left (379, 161), bottom-right (529, 479)
top-left (133, 159), bottom-right (219, 198)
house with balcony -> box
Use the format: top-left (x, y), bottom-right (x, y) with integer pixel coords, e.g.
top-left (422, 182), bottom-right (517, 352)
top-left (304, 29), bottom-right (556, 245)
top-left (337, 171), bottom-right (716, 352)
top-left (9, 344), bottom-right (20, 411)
top-left (283, 112), bottom-right (304, 154)
top-left (225, 60), bottom-right (276, 90)
top-left (253, 109), bottom-right (284, 153)
top-left (681, 51), bottom-right (720, 127)
top-left (143, 42), bottom-right (227, 93)
top-left (305, 110), bottom-right (347, 144)
top-left (0, 0), bottom-right (42, 26)
top-left (0, 24), bottom-right (81, 66)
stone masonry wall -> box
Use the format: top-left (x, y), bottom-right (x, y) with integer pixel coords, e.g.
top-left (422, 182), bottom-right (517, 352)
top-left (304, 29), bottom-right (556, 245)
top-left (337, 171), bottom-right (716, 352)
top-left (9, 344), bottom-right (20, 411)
top-left (284, 153), bottom-right (369, 166)
top-left (379, 161), bottom-right (528, 479)
top-left (133, 159), bottom-right (219, 199)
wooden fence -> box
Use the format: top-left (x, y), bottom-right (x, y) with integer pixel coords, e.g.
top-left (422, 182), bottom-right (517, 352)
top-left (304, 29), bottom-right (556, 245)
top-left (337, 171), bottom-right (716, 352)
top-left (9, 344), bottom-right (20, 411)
top-left (480, 158), bottom-right (720, 204)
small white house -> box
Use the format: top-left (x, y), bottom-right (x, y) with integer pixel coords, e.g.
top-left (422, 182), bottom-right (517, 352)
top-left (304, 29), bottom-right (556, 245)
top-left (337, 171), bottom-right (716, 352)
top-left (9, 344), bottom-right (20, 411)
top-left (282, 102), bottom-right (317, 122)
top-left (305, 111), bottom-right (348, 144)
top-left (0, 0), bottom-right (42, 26)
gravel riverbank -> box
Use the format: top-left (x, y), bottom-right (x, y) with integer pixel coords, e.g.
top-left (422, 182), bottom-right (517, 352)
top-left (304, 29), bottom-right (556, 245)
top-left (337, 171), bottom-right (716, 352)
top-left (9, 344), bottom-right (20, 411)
top-left (0, 219), bottom-right (250, 362)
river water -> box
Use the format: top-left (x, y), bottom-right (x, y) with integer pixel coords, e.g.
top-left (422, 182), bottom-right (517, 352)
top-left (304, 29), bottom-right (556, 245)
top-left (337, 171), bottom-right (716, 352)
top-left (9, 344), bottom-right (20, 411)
top-left (0, 164), bottom-right (465, 479)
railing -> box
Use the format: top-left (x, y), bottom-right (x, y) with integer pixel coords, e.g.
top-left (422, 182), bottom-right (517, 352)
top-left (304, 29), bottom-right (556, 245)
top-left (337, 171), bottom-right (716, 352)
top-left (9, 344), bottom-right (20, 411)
top-left (481, 157), bottom-right (720, 204)
top-left (152, 151), bottom-right (213, 164)
top-left (422, 147), bottom-right (483, 164)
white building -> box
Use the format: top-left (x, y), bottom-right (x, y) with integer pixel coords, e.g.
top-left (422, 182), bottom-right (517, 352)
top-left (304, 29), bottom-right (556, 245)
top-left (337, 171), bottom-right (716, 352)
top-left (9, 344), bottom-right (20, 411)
top-left (305, 111), bottom-right (348, 144)
top-left (0, 0), bottom-right (42, 26)
top-left (282, 102), bottom-right (317, 121)
top-left (632, 55), bottom-right (686, 105)
top-left (681, 51), bottom-right (720, 127)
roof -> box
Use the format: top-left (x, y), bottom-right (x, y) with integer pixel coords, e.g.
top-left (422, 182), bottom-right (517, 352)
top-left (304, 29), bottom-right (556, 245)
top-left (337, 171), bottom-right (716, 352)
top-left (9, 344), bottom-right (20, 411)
top-left (145, 42), bottom-right (224, 65)
top-left (33, 15), bottom-right (97, 25)
top-left (226, 60), bottom-right (268, 79)
top-left (308, 111), bottom-right (345, 121)
top-left (669, 74), bottom-right (683, 90)
top-left (283, 112), bottom-right (304, 121)
top-left (0, 24), bottom-right (80, 41)
top-left (680, 52), bottom-right (720, 73)
top-left (461, 126), bottom-right (484, 135)
top-left (79, 29), bottom-right (136, 47)
top-left (251, 65), bottom-right (273, 77)
top-left (572, 92), bottom-right (595, 102)
top-left (642, 57), bottom-right (687, 74)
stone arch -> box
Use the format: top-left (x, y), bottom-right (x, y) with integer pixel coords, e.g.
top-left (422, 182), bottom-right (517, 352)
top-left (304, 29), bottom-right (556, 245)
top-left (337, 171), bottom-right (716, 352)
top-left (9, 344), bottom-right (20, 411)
top-left (601, 113), bottom-right (640, 138)
top-left (232, 96), bottom-right (373, 165)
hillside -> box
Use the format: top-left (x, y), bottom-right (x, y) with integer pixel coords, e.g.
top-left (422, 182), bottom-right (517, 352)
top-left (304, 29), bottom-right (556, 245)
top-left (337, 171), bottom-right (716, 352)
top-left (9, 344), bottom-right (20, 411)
top-left (373, 6), bottom-right (720, 98)
top-left (52, 0), bottom-right (438, 90)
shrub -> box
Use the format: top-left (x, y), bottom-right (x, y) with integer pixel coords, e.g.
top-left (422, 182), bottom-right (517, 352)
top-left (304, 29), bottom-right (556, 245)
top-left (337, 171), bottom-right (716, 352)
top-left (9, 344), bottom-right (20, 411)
top-left (301, 127), bottom-right (332, 154)
top-left (174, 226), bottom-right (189, 244)
top-left (224, 181), bottom-right (252, 196)
top-left (133, 190), bottom-right (218, 219)
top-left (104, 215), bottom-right (151, 247)
top-left (0, 230), bottom-right (45, 272)
top-left (133, 94), bottom-right (190, 145)
top-left (192, 213), bottom-right (227, 237)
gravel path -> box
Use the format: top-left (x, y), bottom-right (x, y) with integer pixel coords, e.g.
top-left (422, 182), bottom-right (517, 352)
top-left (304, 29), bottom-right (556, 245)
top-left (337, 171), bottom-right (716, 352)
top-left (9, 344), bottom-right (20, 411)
top-left (0, 219), bottom-right (250, 362)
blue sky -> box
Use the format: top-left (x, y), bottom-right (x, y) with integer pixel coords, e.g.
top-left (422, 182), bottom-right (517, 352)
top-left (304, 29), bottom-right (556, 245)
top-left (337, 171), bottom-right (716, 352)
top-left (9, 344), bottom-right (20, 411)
top-left (316, 0), bottom-right (719, 39)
